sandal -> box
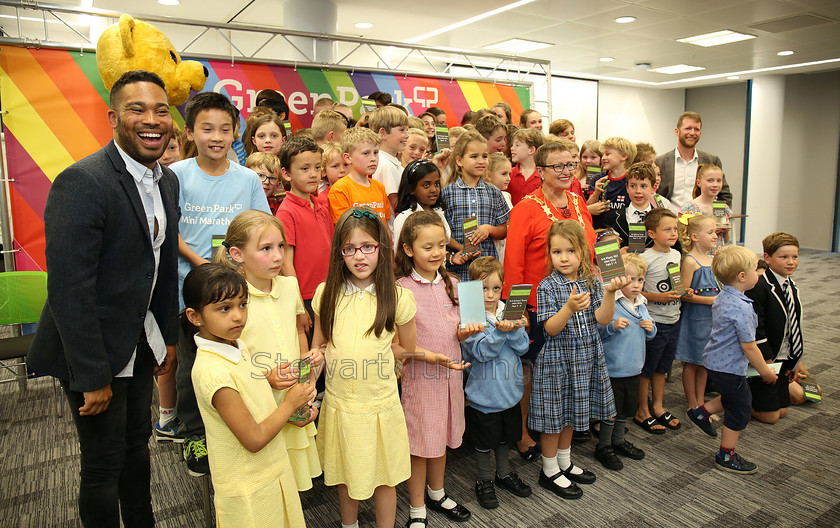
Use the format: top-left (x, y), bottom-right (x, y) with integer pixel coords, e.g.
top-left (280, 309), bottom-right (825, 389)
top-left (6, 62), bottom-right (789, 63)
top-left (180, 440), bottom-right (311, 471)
top-left (656, 411), bottom-right (681, 430)
top-left (633, 416), bottom-right (666, 435)
top-left (518, 444), bottom-right (541, 462)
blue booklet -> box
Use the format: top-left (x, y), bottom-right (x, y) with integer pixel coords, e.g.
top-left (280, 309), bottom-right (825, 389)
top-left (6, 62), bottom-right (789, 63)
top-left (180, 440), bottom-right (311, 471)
top-left (457, 280), bottom-right (486, 329)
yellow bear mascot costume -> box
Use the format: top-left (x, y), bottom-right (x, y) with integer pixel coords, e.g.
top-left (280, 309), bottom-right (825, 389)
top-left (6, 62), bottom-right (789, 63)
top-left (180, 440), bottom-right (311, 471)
top-left (96, 14), bottom-right (207, 106)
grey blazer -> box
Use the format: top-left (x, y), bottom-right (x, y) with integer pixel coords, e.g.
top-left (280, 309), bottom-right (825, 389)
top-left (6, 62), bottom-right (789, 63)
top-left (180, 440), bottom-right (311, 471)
top-left (28, 140), bottom-right (180, 393)
top-left (655, 149), bottom-right (732, 206)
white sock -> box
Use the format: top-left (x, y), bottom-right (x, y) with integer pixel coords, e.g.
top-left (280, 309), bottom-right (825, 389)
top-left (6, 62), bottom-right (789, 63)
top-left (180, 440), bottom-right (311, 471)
top-left (408, 505), bottom-right (427, 527)
top-left (158, 407), bottom-right (175, 427)
top-left (341, 523), bottom-right (358, 528)
top-left (542, 454), bottom-right (572, 487)
top-left (427, 486), bottom-right (456, 509)
top-left (557, 447), bottom-right (583, 475)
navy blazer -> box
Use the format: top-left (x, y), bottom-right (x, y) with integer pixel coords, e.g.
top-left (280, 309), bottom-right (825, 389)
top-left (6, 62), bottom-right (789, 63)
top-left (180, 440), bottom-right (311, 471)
top-left (28, 140), bottom-right (180, 392)
top-left (655, 149), bottom-right (732, 207)
top-left (745, 271), bottom-right (802, 362)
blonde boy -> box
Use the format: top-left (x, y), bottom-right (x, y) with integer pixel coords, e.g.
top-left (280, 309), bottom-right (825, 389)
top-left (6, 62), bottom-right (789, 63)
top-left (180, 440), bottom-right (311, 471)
top-left (328, 127), bottom-right (390, 224)
top-left (507, 128), bottom-right (545, 206)
top-left (311, 109), bottom-right (347, 146)
top-left (370, 105), bottom-right (409, 215)
top-left (245, 152), bottom-right (284, 214)
top-left (588, 137), bottom-right (637, 212)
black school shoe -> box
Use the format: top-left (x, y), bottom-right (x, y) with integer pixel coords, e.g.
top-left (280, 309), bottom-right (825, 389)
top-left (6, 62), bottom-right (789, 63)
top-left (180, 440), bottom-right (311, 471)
top-left (563, 464), bottom-right (596, 484)
top-left (426, 492), bottom-right (471, 522)
top-left (612, 440), bottom-right (645, 460)
top-left (594, 445), bottom-right (624, 471)
top-left (495, 472), bottom-right (532, 497)
top-left (475, 479), bottom-right (499, 509)
top-left (538, 471), bottom-right (583, 499)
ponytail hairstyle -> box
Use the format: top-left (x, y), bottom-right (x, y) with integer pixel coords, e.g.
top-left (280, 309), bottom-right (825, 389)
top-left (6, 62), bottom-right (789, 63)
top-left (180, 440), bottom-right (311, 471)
top-left (394, 210), bottom-right (458, 305)
top-left (692, 163), bottom-right (723, 199)
top-left (213, 210), bottom-right (286, 273)
top-left (677, 213), bottom-right (715, 253)
top-left (319, 206), bottom-right (396, 344)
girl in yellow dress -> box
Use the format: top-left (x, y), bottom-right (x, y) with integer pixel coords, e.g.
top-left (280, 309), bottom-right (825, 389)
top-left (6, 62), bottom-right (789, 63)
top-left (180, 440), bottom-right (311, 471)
top-left (185, 264), bottom-right (315, 527)
top-left (214, 210), bottom-right (323, 491)
top-left (312, 206), bottom-right (457, 528)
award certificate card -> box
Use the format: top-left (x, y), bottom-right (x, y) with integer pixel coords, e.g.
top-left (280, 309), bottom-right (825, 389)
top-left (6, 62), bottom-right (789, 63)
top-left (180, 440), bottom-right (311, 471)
top-left (360, 98), bottom-right (377, 115)
top-left (746, 362), bottom-right (782, 378)
top-left (586, 165), bottom-right (601, 188)
top-left (594, 240), bottom-right (625, 283)
top-left (713, 201), bottom-right (727, 226)
top-left (282, 120), bottom-right (293, 138)
top-left (290, 357), bottom-right (311, 421)
top-left (628, 223), bottom-right (646, 253)
top-left (463, 216), bottom-right (479, 254)
top-left (457, 280), bottom-right (486, 329)
top-left (502, 285), bottom-right (532, 321)
top-left (666, 263), bottom-right (688, 296)
top-left (434, 125), bottom-right (450, 150)
top-left (801, 378), bottom-right (822, 403)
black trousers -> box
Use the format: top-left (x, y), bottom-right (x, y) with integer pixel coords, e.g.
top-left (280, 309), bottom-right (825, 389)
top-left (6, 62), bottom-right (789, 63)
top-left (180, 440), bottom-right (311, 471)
top-left (62, 344), bottom-right (155, 527)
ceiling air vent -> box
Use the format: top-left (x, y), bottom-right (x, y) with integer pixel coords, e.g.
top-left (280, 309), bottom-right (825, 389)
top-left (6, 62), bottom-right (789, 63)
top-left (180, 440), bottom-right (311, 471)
top-left (748, 13), bottom-right (834, 34)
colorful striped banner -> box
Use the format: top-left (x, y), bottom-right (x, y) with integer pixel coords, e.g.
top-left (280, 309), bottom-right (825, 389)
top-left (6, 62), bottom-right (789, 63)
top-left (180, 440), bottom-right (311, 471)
top-left (0, 46), bottom-right (530, 271)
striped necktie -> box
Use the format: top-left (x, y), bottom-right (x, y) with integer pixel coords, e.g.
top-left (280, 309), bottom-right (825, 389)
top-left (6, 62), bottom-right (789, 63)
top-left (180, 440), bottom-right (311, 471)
top-left (782, 280), bottom-right (802, 362)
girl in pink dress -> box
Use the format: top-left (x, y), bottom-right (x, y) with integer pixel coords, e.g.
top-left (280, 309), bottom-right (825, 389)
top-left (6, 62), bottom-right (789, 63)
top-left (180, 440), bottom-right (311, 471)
top-left (394, 210), bottom-right (476, 528)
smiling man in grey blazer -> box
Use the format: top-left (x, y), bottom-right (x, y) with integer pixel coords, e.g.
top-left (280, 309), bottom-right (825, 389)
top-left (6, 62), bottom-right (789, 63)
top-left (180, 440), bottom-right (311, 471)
top-left (28, 70), bottom-right (180, 527)
top-left (655, 111), bottom-right (732, 208)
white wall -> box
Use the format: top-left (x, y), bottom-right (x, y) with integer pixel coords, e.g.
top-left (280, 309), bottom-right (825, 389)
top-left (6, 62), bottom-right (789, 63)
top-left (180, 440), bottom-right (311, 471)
top-left (550, 77), bottom-right (598, 144)
top-left (777, 71), bottom-right (840, 251)
top-left (596, 83), bottom-right (685, 152)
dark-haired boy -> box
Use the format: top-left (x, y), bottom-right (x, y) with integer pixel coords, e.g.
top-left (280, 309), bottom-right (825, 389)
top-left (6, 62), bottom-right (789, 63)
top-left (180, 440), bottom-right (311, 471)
top-left (170, 91), bottom-right (270, 475)
top-left (275, 136), bottom-right (334, 329)
top-left (597, 162), bottom-right (656, 250)
top-left (745, 232), bottom-right (803, 424)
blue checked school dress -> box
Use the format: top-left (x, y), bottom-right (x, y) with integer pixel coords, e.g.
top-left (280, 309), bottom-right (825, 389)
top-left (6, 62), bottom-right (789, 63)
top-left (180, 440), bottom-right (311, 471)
top-left (529, 271), bottom-right (616, 433)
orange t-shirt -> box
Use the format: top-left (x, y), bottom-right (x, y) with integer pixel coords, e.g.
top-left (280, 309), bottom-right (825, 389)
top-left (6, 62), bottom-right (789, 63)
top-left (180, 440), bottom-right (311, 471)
top-left (327, 175), bottom-right (391, 224)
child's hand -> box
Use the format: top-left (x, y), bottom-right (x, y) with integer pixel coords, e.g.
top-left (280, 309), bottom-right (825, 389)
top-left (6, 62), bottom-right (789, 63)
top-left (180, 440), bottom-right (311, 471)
top-left (284, 381), bottom-right (316, 410)
top-left (604, 275), bottom-right (629, 292)
top-left (264, 361), bottom-right (297, 391)
top-left (308, 346), bottom-right (325, 370)
top-left (288, 405), bottom-right (319, 427)
top-left (639, 319), bottom-right (654, 332)
top-left (458, 322), bottom-right (485, 340)
top-left (435, 354), bottom-right (470, 370)
top-left (682, 289), bottom-right (695, 301)
top-left (587, 201), bottom-right (610, 215)
top-left (298, 311), bottom-right (312, 334)
top-left (761, 368), bottom-right (778, 385)
top-left (432, 149), bottom-right (451, 170)
top-left (564, 285), bottom-right (591, 312)
top-left (496, 319), bottom-right (518, 332)
top-left (520, 315), bottom-right (530, 331)
top-left (594, 175), bottom-right (608, 194)
top-left (613, 317), bottom-right (630, 330)
top-left (664, 290), bottom-right (682, 301)
top-left (451, 250), bottom-right (480, 266)
top-left (470, 224), bottom-right (493, 245)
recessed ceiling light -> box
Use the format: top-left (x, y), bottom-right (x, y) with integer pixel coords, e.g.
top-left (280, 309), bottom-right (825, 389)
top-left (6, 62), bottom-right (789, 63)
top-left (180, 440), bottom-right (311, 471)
top-left (599, 57), bottom-right (615, 62)
top-left (483, 38), bottom-right (553, 53)
top-left (158, 0), bottom-right (179, 5)
top-left (355, 22), bottom-right (373, 29)
top-left (727, 75), bottom-right (740, 80)
top-left (406, 0), bottom-right (538, 44)
top-left (777, 50), bottom-right (795, 56)
top-left (648, 64), bottom-right (706, 74)
top-left (677, 30), bottom-right (755, 47)
top-left (615, 16), bottom-right (636, 24)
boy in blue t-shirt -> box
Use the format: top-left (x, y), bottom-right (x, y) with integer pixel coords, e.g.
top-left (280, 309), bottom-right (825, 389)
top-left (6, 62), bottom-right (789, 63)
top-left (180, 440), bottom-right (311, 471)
top-left (687, 245), bottom-right (777, 474)
top-left (168, 91), bottom-right (270, 476)
top-left (462, 257), bottom-right (531, 509)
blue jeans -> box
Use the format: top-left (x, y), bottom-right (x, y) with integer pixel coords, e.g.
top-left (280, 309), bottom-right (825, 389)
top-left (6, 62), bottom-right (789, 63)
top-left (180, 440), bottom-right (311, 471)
top-left (62, 344), bottom-right (155, 527)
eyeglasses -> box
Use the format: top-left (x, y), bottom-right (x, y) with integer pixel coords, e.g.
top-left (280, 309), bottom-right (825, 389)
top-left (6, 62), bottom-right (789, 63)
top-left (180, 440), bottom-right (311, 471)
top-left (539, 162), bottom-right (579, 173)
top-left (340, 243), bottom-right (380, 257)
top-left (258, 174), bottom-right (280, 185)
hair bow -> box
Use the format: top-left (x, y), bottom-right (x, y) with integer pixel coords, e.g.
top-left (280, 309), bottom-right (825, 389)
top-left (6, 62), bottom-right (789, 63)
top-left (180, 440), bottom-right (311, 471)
top-left (678, 212), bottom-right (699, 225)
top-left (351, 209), bottom-right (379, 221)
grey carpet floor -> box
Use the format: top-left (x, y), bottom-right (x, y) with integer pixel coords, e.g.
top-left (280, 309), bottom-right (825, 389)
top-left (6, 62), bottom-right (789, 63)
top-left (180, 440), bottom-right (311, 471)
top-left (2, 250), bottom-right (838, 527)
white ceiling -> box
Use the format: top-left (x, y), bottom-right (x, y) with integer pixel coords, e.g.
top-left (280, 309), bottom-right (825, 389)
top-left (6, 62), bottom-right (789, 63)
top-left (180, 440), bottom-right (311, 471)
top-left (3, 0), bottom-right (840, 88)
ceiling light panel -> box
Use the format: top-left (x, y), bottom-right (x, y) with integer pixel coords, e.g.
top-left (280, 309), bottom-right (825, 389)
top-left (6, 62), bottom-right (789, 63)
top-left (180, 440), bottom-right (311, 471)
top-left (648, 64), bottom-right (706, 74)
top-left (483, 38), bottom-right (553, 53)
top-left (676, 30), bottom-right (755, 47)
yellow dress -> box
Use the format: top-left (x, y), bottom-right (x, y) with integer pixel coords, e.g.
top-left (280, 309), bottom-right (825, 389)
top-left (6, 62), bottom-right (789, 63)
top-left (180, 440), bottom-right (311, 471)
top-left (312, 282), bottom-right (415, 500)
top-left (191, 336), bottom-right (306, 528)
top-left (240, 276), bottom-right (322, 491)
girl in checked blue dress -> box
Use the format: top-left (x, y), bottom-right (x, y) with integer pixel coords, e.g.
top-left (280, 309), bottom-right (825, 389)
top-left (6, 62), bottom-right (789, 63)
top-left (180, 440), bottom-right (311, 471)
top-left (676, 214), bottom-right (720, 412)
top-left (530, 220), bottom-right (627, 500)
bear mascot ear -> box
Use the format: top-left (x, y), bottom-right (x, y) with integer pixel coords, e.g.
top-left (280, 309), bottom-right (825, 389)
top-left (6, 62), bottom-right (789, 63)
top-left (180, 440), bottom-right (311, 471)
top-left (96, 14), bottom-right (207, 106)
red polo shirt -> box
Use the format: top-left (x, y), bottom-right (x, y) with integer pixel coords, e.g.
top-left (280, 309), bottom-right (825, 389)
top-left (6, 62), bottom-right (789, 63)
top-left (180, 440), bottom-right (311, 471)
top-left (275, 192), bottom-right (334, 300)
top-left (508, 164), bottom-right (542, 206)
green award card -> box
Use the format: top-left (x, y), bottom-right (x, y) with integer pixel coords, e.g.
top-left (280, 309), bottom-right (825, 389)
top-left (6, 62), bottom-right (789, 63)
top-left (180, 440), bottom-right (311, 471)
top-left (211, 235), bottom-right (226, 259)
top-left (289, 357), bottom-right (311, 421)
top-left (801, 377), bottom-right (822, 403)
top-left (667, 263), bottom-right (688, 296)
top-left (434, 125), bottom-right (450, 150)
top-left (628, 223), bottom-right (646, 253)
top-left (457, 280), bottom-right (486, 330)
top-left (653, 195), bottom-right (665, 208)
top-left (502, 284), bottom-right (532, 321)
top-left (360, 98), bottom-right (377, 115)
top-left (594, 240), bottom-right (625, 283)
top-left (713, 201), bottom-right (727, 226)
top-left (586, 165), bottom-right (601, 188)
top-left (282, 120), bottom-right (293, 138)
top-left (463, 216), bottom-right (479, 254)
